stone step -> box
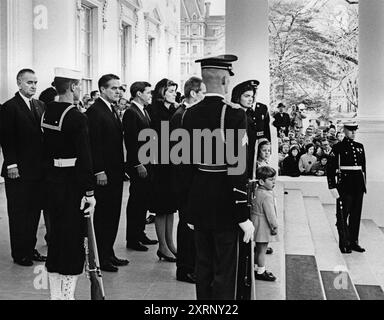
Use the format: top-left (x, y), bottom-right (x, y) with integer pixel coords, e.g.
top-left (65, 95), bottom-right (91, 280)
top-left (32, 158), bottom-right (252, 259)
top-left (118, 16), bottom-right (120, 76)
top-left (255, 181), bottom-right (285, 300)
top-left (284, 190), bottom-right (324, 300)
top-left (323, 204), bottom-right (384, 299)
top-left (361, 219), bottom-right (384, 291)
top-left (304, 197), bottom-right (358, 300)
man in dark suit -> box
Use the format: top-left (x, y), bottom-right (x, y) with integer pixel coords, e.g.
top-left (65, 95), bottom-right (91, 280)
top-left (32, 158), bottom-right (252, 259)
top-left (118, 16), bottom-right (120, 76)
top-left (123, 82), bottom-right (158, 252)
top-left (0, 69), bottom-right (46, 266)
top-left (171, 77), bottom-right (206, 284)
top-left (273, 103), bottom-right (291, 137)
top-left (86, 74), bottom-right (128, 272)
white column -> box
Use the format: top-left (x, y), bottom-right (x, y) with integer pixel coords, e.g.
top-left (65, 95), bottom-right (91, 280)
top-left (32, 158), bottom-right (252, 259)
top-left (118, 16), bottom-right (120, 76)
top-left (226, 0), bottom-right (278, 172)
top-left (358, 0), bottom-right (384, 226)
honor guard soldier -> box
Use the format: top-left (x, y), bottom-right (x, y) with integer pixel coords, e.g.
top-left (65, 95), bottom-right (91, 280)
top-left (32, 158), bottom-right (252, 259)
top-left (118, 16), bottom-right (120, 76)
top-left (327, 121), bottom-right (366, 254)
top-left (181, 55), bottom-right (255, 300)
top-left (41, 68), bottom-right (96, 300)
top-left (231, 80), bottom-right (271, 179)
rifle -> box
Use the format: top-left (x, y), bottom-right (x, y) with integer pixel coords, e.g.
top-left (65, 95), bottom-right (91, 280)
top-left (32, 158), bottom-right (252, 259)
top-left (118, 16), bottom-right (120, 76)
top-left (84, 209), bottom-right (106, 300)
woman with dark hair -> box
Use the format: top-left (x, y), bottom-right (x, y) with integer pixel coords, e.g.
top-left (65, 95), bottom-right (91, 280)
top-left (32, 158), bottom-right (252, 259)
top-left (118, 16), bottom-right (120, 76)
top-left (299, 143), bottom-right (317, 175)
top-left (281, 145), bottom-right (301, 177)
top-left (146, 78), bottom-right (178, 262)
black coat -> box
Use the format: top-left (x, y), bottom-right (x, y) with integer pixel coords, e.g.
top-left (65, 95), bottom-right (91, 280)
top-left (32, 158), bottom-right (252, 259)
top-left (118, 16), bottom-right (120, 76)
top-left (0, 92), bottom-right (45, 180)
top-left (282, 155), bottom-right (301, 177)
top-left (182, 95), bottom-right (249, 231)
top-left (122, 102), bottom-right (151, 175)
top-left (146, 100), bottom-right (177, 214)
top-left (86, 98), bottom-right (124, 184)
top-left (273, 112), bottom-right (291, 135)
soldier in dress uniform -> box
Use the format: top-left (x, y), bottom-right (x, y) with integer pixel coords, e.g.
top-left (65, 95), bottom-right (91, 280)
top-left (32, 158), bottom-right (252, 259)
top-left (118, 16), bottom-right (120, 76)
top-left (327, 121), bottom-right (366, 254)
top-left (231, 80), bottom-right (271, 179)
top-left (181, 55), bottom-right (255, 300)
top-left (41, 68), bottom-right (96, 300)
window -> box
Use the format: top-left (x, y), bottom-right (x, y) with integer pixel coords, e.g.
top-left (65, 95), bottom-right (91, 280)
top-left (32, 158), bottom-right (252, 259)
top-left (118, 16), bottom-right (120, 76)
top-left (121, 24), bottom-right (132, 83)
top-left (80, 4), bottom-right (93, 94)
top-left (193, 45), bottom-right (198, 54)
top-left (181, 62), bottom-right (187, 75)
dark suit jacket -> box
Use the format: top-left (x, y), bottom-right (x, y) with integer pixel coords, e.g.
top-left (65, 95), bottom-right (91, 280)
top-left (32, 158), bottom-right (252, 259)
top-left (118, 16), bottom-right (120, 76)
top-left (86, 98), bottom-right (124, 184)
top-left (122, 102), bottom-right (151, 174)
top-left (0, 92), bottom-right (45, 180)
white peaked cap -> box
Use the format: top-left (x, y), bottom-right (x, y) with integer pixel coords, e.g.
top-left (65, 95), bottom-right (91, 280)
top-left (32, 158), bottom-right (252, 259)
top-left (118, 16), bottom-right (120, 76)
top-left (54, 67), bottom-right (82, 80)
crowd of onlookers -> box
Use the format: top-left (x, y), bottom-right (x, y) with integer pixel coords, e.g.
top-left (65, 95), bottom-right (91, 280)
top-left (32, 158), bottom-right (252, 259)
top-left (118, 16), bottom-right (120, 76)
top-left (272, 102), bottom-right (344, 177)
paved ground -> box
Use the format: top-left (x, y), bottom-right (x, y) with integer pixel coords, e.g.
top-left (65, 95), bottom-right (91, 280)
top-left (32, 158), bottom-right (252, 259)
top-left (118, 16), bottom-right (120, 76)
top-left (0, 182), bottom-right (196, 300)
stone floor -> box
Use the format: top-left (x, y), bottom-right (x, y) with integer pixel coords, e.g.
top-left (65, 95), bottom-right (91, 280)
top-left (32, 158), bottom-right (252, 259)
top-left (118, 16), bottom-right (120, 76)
top-left (0, 182), bottom-right (196, 300)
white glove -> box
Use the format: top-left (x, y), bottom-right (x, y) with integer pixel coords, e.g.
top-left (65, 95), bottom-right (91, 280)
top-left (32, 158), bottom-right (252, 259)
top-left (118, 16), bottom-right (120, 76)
top-left (187, 224), bottom-right (195, 231)
top-left (80, 196), bottom-right (96, 214)
top-left (239, 220), bottom-right (255, 243)
top-left (330, 188), bottom-right (340, 200)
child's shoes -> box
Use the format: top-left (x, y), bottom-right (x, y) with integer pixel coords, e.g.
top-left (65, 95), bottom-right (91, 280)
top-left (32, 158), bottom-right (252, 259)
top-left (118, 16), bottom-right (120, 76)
top-left (255, 270), bottom-right (277, 282)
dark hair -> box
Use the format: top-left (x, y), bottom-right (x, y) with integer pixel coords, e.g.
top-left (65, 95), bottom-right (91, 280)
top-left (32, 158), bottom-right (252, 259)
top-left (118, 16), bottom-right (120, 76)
top-left (184, 77), bottom-right (203, 99)
top-left (257, 139), bottom-right (271, 159)
top-left (130, 82), bottom-right (151, 99)
top-left (231, 83), bottom-right (255, 104)
top-left (305, 143), bottom-right (315, 153)
top-left (90, 90), bottom-right (99, 99)
top-left (256, 166), bottom-right (277, 181)
top-left (153, 78), bottom-right (178, 102)
top-left (17, 69), bottom-right (35, 81)
top-left (39, 87), bottom-right (58, 104)
top-left (98, 74), bottom-right (120, 91)
top-left (277, 102), bottom-right (285, 109)
top-left (289, 145), bottom-right (300, 156)
top-left (54, 77), bottom-right (80, 95)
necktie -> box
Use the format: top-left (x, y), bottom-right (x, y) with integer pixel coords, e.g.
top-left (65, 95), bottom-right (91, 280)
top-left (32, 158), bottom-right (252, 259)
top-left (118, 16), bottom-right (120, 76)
top-left (144, 109), bottom-right (151, 124)
top-left (30, 100), bottom-right (40, 125)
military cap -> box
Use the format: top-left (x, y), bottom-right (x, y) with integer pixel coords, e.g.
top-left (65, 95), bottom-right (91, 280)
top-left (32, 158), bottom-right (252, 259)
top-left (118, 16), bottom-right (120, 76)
top-left (244, 80), bottom-right (260, 89)
top-left (195, 54), bottom-right (238, 76)
top-left (54, 67), bottom-right (82, 80)
top-left (343, 120), bottom-right (359, 131)
top-left (231, 81), bottom-right (256, 104)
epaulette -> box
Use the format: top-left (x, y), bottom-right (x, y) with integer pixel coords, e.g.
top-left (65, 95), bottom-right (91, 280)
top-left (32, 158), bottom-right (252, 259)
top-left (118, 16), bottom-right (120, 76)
top-left (222, 99), bottom-right (244, 110)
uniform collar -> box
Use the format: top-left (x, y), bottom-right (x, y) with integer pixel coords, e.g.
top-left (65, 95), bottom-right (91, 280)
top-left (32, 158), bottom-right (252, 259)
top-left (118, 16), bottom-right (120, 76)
top-left (204, 93), bottom-right (225, 99)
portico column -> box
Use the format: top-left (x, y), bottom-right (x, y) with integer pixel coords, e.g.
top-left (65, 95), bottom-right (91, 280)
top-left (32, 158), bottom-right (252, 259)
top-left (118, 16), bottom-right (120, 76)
top-left (358, 0), bottom-right (384, 226)
top-left (226, 0), bottom-right (278, 171)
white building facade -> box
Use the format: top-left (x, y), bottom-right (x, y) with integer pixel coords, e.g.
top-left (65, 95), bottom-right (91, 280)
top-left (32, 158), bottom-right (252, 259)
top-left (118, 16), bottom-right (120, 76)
top-left (0, 0), bottom-right (181, 102)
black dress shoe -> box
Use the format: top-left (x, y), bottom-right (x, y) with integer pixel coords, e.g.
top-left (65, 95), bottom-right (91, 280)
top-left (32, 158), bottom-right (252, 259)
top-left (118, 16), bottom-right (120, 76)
top-left (255, 270), bottom-right (277, 282)
top-left (177, 271), bottom-right (196, 284)
top-left (100, 262), bottom-right (118, 272)
top-left (14, 258), bottom-right (33, 267)
top-left (266, 247), bottom-right (274, 255)
top-left (32, 250), bottom-right (47, 262)
top-left (157, 250), bottom-right (176, 262)
top-left (350, 244), bottom-right (366, 253)
top-left (140, 236), bottom-right (158, 246)
top-left (340, 247), bottom-right (352, 254)
top-left (126, 242), bottom-right (149, 252)
top-left (110, 256), bottom-right (129, 266)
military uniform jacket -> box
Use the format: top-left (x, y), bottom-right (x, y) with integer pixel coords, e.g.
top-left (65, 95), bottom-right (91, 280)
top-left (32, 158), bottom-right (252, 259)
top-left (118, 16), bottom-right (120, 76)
top-left (327, 137), bottom-right (366, 194)
top-left (41, 102), bottom-right (94, 195)
top-left (181, 94), bottom-right (249, 231)
top-left (245, 103), bottom-right (271, 178)
top-left (0, 93), bottom-right (45, 180)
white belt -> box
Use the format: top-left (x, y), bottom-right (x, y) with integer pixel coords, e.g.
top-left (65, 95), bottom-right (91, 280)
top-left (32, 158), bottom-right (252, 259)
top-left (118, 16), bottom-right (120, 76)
top-left (340, 166), bottom-right (362, 171)
top-left (54, 158), bottom-right (77, 168)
